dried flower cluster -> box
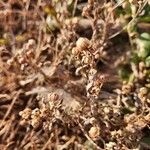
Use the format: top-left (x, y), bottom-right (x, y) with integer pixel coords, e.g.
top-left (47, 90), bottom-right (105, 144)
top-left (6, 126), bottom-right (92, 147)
top-left (7, 39), bottom-right (36, 71)
top-left (0, 0), bottom-right (150, 150)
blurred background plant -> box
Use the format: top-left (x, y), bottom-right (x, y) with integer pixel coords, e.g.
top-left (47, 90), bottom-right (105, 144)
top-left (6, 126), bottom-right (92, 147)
top-left (0, 0), bottom-right (150, 149)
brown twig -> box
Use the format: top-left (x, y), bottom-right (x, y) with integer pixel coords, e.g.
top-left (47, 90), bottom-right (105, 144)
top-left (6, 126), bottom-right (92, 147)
top-left (78, 121), bottom-right (104, 150)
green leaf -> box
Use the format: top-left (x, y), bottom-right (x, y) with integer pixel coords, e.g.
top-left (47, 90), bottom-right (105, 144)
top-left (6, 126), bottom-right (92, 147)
top-left (121, 107), bottom-right (134, 114)
top-left (138, 46), bottom-right (150, 58)
top-left (140, 137), bottom-right (150, 149)
top-left (139, 16), bottom-right (150, 22)
top-left (118, 65), bottom-right (132, 81)
top-left (131, 53), bottom-right (140, 64)
top-left (67, 0), bottom-right (74, 14)
top-left (140, 33), bottom-right (150, 40)
top-left (137, 33), bottom-right (150, 58)
top-left (84, 140), bottom-right (96, 150)
top-left (145, 56), bottom-right (150, 67)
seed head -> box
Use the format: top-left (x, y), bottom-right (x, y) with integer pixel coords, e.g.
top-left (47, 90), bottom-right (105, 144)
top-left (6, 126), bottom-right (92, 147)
top-left (48, 93), bottom-right (59, 101)
top-left (76, 37), bottom-right (90, 50)
top-left (7, 58), bottom-right (14, 65)
top-left (72, 47), bottom-right (80, 55)
top-left (18, 57), bottom-right (25, 64)
top-left (26, 50), bottom-right (34, 58)
top-left (122, 84), bottom-right (133, 95)
top-left (139, 87), bottom-right (148, 95)
top-left (88, 126), bottom-right (100, 139)
top-left (19, 108), bottom-right (32, 120)
top-left (138, 87), bottom-right (148, 100)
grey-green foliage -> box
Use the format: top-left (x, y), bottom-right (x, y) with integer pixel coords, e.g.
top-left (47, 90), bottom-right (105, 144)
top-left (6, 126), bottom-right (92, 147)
top-left (137, 33), bottom-right (150, 59)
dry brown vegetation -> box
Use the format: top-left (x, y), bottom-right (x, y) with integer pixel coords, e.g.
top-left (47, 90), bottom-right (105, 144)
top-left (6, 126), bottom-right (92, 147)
top-left (0, 0), bottom-right (150, 149)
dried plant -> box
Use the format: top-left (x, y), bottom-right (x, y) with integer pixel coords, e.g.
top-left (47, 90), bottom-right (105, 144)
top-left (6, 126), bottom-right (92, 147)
top-left (0, 0), bottom-right (150, 149)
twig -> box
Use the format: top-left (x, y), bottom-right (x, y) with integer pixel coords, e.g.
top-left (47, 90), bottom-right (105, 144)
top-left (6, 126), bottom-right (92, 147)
top-left (72, 0), bottom-right (78, 17)
top-left (78, 121), bottom-right (104, 150)
top-left (41, 136), bottom-right (53, 150)
top-left (2, 90), bottom-right (21, 122)
top-left (58, 136), bottom-right (76, 150)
